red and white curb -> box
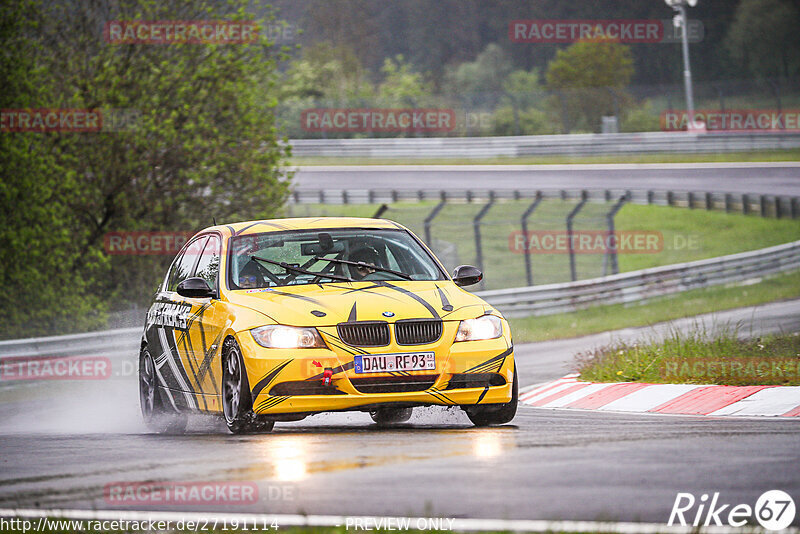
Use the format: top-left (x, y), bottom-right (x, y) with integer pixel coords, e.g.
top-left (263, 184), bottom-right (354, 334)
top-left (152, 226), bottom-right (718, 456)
top-left (520, 374), bottom-right (800, 417)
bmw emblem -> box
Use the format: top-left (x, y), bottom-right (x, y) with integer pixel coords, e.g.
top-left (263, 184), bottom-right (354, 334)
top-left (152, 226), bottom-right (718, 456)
top-left (382, 311), bottom-right (395, 317)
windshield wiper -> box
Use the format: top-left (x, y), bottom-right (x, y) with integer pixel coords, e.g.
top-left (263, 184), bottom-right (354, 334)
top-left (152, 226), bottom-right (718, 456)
top-left (251, 256), bottom-right (355, 282)
top-left (313, 256), bottom-right (412, 280)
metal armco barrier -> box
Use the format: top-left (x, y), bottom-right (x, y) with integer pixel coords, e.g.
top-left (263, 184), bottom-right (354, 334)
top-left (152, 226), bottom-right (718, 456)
top-left (478, 240), bottom-right (800, 317)
top-left (289, 188), bottom-right (800, 220)
top-left (1, 240), bottom-right (798, 355)
top-left (0, 327), bottom-right (141, 359)
top-left (289, 131), bottom-right (800, 158)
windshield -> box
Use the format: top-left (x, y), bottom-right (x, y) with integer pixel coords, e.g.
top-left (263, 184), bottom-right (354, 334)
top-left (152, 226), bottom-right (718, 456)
top-left (227, 228), bottom-right (445, 289)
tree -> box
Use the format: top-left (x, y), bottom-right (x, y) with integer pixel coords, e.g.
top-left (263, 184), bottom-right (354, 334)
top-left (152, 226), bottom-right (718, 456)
top-left (724, 0), bottom-right (800, 79)
top-left (443, 43), bottom-right (513, 100)
top-left (1, 0), bottom-right (292, 337)
top-left (545, 40), bottom-right (634, 132)
top-left (377, 55), bottom-right (431, 106)
top-left (0, 0), bottom-right (110, 337)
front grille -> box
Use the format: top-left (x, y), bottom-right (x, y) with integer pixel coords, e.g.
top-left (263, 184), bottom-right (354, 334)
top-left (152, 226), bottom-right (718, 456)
top-left (350, 375), bottom-right (438, 394)
top-left (395, 319), bottom-right (443, 345)
top-left (269, 380), bottom-right (346, 396)
top-left (337, 321), bottom-right (389, 347)
top-left (445, 373), bottom-right (506, 390)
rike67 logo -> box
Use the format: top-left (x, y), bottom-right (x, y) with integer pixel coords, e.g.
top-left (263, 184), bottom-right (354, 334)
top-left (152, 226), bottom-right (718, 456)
top-left (669, 490), bottom-right (796, 530)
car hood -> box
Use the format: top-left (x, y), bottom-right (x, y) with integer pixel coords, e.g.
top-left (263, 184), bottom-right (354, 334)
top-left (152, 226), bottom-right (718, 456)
top-left (226, 280), bottom-right (493, 326)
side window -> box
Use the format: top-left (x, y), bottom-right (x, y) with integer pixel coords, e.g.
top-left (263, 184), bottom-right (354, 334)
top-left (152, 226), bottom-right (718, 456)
top-left (167, 236), bottom-right (208, 292)
top-left (193, 235), bottom-right (221, 291)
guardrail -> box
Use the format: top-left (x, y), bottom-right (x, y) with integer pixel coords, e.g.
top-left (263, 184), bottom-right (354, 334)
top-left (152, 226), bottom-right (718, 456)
top-left (479, 240), bottom-right (800, 317)
top-left (0, 327), bottom-right (141, 359)
top-left (2, 240), bottom-right (798, 356)
top-left (290, 131), bottom-right (800, 158)
top-left (288, 188), bottom-right (800, 219)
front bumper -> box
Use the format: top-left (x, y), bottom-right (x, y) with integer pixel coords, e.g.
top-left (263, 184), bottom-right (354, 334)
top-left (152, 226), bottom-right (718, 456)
top-left (237, 327), bottom-right (514, 416)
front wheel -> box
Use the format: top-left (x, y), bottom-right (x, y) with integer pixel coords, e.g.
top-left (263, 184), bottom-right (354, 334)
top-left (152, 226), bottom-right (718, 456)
top-left (222, 338), bottom-right (274, 434)
top-left (139, 346), bottom-right (187, 434)
top-left (466, 365), bottom-right (518, 427)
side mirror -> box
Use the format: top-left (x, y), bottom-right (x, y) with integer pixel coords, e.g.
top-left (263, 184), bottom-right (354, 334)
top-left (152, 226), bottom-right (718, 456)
top-left (452, 265), bottom-right (483, 287)
top-left (176, 277), bottom-right (215, 299)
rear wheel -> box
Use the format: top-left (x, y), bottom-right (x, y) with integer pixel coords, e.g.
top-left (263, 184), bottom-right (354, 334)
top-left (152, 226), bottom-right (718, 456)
top-left (466, 365), bottom-right (518, 427)
top-left (370, 407), bottom-right (413, 426)
top-left (222, 338), bottom-right (274, 434)
top-left (139, 346), bottom-right (187, 434)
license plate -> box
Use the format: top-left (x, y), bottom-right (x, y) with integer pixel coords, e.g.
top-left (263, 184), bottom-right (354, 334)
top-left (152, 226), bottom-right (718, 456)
top-left (354, 352), bottom-right (435, 374)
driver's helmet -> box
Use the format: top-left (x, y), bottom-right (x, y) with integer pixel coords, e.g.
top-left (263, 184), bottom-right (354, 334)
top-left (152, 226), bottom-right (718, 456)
top-left (349, 246), bottom-right (382, 280)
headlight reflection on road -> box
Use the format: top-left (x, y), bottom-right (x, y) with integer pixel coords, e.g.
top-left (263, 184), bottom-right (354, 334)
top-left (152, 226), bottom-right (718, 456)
top-left (265, 435), bottom-right (309, 481)
top-left (472, 430), bottom-right (513, 459)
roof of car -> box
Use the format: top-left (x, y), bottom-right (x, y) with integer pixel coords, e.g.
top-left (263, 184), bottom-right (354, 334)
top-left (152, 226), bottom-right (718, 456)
top-left (201, 217), bottom-right (404, 236)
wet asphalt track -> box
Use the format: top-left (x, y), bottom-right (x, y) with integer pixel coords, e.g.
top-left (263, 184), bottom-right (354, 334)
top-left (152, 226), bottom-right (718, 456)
top-left (292, 163), bottom-right (800, 196)
top-left (1, 300), bottom-right (798, 524)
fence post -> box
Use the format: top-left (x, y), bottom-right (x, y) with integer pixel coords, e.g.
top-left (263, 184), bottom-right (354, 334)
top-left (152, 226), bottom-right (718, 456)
top-left (367, 190), bottom-right (375, 204)
top-left (776, 197), bottom-right (783, 219)
top-left (667, 191), bottom-right (675, 206)
top-left (725, 193), bottom-right (732, 213)
top-left (603, 193), bottom-right (629, 276)
top-left (319, 190), bottom-right (325, 204)
top-left (647, 190), bottom-right (654, 205)
top-left (705, 192), bottom-right (713, 210)
top-left (688, 192), bottom-right (695, 209)
top-left (423, 195), bottom-right (447, 246)
top-left (372, 204), bottom-right (389, 219)
top-left (391, 190), bottom-right (398, 203)
top-left (342, 190), bottom-right (349, 204)
top-left (760, 195), bottom-right (768, 217)
top-left (566, 191), bottom-right (589, 282)
top-left (792, 197), bottom-right (799, 219)
top-left (473, 194), bottom-right (496, 290)
top-left (520, 192), bottom-right (543, 286)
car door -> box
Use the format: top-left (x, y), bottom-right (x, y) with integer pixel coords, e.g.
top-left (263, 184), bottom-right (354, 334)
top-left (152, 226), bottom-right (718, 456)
top-left (145, 236), bottom-right (208, 412)
top-left (177, 234), bottom-right (227, 412)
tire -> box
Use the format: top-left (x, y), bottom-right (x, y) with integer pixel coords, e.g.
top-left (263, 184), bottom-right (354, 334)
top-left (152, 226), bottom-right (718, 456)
top-left (370, 407), bottom-right (413, 426)
top-left (222, 338), bottom-right (275, 434)
top-left (466, 365), bottom-right (518, 427)
top-left (139, 346), bottom-right (187, 434)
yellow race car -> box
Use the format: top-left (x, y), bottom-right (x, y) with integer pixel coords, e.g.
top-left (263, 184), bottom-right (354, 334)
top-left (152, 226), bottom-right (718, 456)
top-left (139, 217), bottom-right (517, 433)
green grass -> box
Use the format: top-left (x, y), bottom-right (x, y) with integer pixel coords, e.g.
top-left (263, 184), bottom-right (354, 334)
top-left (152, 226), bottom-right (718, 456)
top-left (575, 328), bottom-right (800, 386)
top-left (289, 148), bottom-right (800, 166)
top-left (507, 270), bottom-right (800, 343)
top-left (287, 200), bottom-right (800, 290)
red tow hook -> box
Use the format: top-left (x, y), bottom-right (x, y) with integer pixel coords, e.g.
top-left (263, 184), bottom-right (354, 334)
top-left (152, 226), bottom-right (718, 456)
top-left (322, 367), bottom-right (333, 387)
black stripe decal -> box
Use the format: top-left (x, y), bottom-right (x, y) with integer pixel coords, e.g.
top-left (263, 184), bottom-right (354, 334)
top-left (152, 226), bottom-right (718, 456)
top-left (378, 282), bottom-right (440, 318)
top-left (250, 359), bottom-right (293, 399)
top-left (464, 346), bottom-right (513, 373)
top-left (269, 290), bottom-right (324, 306)
top-left (476, 386), bottom-right (490, 404)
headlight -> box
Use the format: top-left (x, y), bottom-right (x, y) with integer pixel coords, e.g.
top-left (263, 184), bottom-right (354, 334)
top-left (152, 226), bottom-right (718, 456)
top-left (454, 315), bottom-right (502, 342)
top-left (251, 325), bottom-right (327, 349)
